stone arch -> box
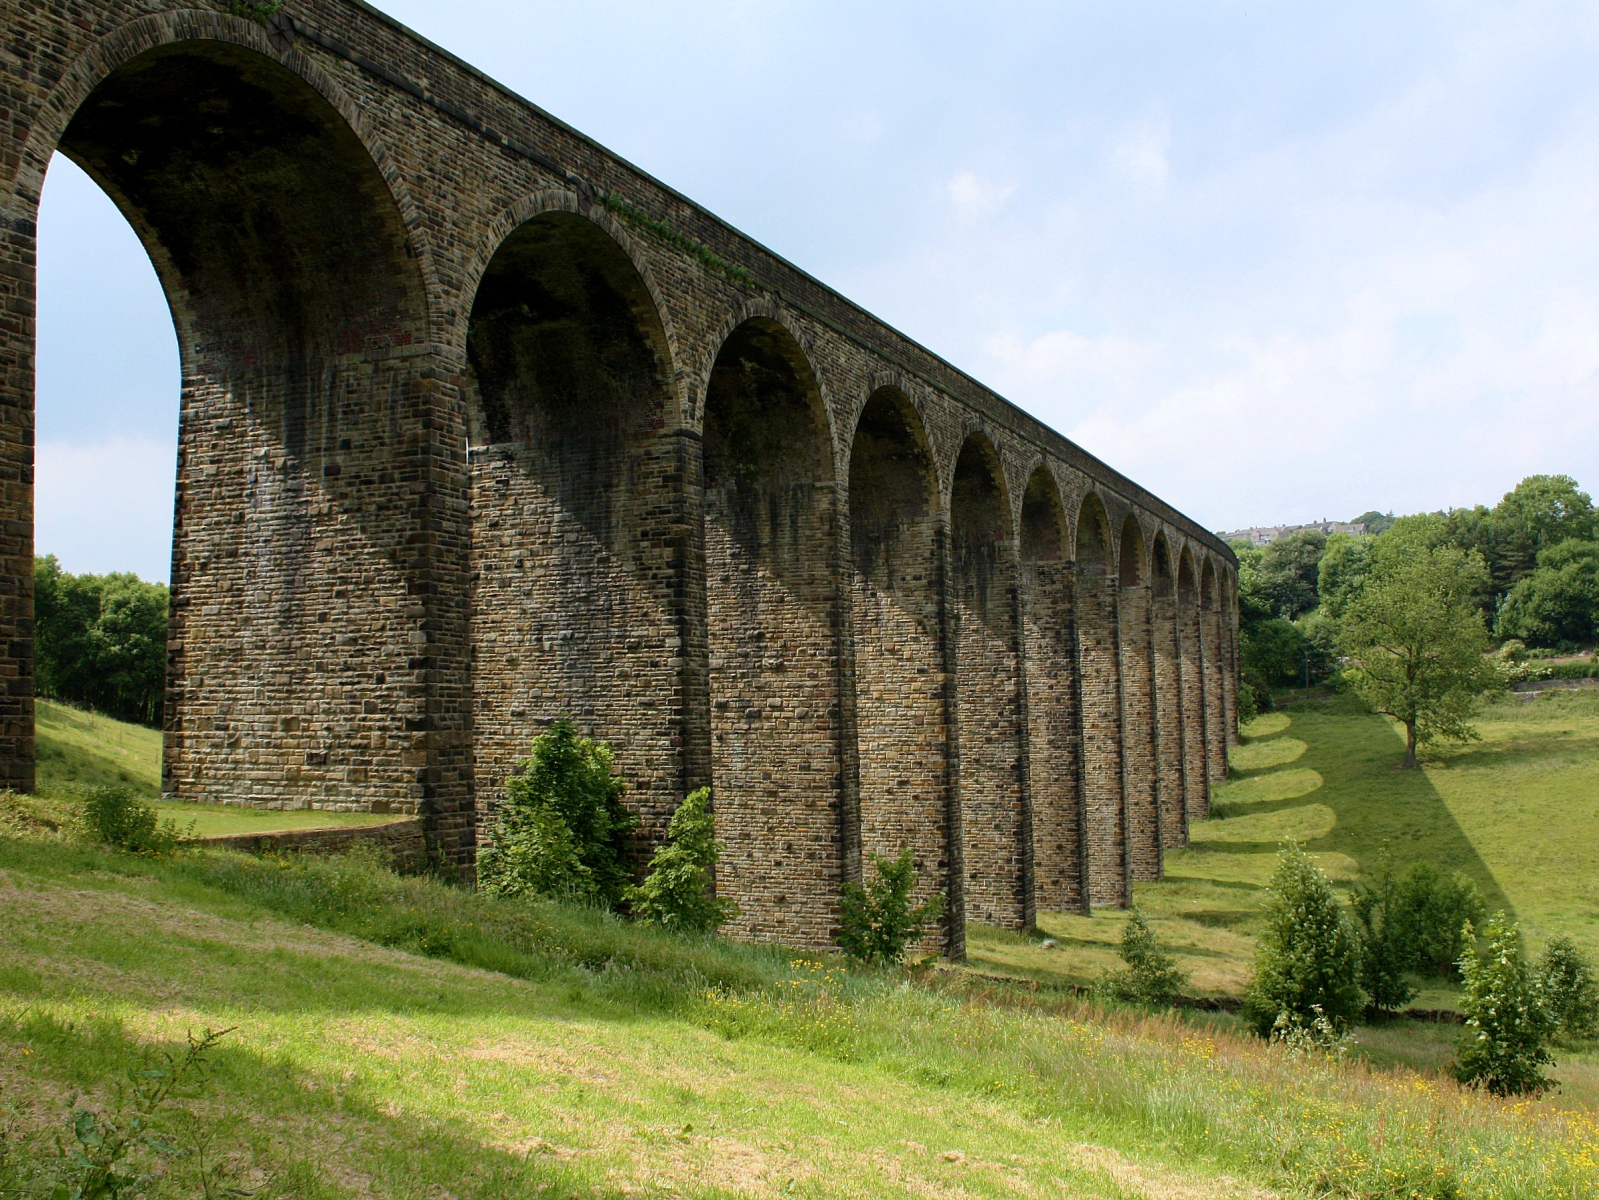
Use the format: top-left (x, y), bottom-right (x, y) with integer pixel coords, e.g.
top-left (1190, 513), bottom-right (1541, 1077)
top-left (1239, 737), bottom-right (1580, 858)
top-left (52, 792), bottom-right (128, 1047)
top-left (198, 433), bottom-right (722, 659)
top-left (701, 316), bottom-right (845, 945)
top-left (12, 13), bottom-right (441, 311)
top-left (1018, 464), bottom-right (1086, 913)
top-left (4, 25), bottom-right (451, 823)
top-left (846, 386), bottom-right (960, 954)
top-left (1074, 491), bottom-right (1126, 906)
top-left (950, 431), bottom-right (1030, 930)
top-left (460, 192), bottom-right (686, 416)
top-left (465, 206), bottom-right (693, 844)
top-left (1199, 557), bottom-right (1227, 783)
top-left (1149, 532), bottom-right (1188, 848)
top-left (1116, 513), bottom-right (1161, 882)
top-left (1176, 548), bottom-right (1210, 822)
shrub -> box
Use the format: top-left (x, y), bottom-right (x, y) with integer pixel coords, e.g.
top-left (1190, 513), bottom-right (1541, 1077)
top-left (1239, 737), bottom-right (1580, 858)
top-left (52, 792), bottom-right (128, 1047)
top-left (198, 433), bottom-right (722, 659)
top-left (1454, 912), bottom-right (1556, 1095)
top-left (0, 1027), bottom-right (238, 1199)
top-left (1539, 934), bottom-right (1599, 1043)
top-left (477, 719), bottom-right (637, 908)
top-left (837, 849), bottom-right (944, 965)
top-left (1242, 843), bottom-right (1364, 1036)
top-left (1351, 849), bottom-right (1417, 1018)
top-left (77, 784), bottom-right (186, 855)
top-left (1099, 908), bottom-right (1187, 1006)
top-left (1269, 1004), bottom-right (1352, 1062)
top-left (625, 788), bottom-right (737, 934)
top-left (479, 801), bottom-right (594, 902)
top-left (1389, 863), bottom-right (1485, 977)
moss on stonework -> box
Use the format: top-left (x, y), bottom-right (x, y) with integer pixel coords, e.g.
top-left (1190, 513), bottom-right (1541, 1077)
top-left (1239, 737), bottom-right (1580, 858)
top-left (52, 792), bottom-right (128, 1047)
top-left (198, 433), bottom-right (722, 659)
top-left (222, 0), bottom-right (284, 24)
top-left (602, 191), bottom-right (759, 290)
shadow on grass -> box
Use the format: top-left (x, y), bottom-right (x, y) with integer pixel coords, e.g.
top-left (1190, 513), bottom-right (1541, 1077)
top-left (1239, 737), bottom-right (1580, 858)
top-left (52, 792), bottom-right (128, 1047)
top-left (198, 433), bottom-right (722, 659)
top-left (4, 1008), bottom-right (671, 1200)
top-left (1222, 701), bottom-right (1514, 918)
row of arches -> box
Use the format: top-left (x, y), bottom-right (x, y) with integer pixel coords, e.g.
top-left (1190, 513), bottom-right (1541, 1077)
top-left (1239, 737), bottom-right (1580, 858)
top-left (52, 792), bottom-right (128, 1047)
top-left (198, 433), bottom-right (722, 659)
top-left (3, 25), bottom-right (1238, 949)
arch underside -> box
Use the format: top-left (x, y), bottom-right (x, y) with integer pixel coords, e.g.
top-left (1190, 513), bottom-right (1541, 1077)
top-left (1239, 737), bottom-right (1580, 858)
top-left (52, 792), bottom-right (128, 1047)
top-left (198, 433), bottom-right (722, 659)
top-left (1075, 495), bottom-right (1126, 907)
top-left (847, 389), bottom-right (958, 954)
top-left (702, 318), bottom-right (844, 944)
top-left (950, 434), bottom-right (1030, 929)
top-left (50, 37), bottom-right (436, 816)
top-left (465, 209), bottom-right (690, 844)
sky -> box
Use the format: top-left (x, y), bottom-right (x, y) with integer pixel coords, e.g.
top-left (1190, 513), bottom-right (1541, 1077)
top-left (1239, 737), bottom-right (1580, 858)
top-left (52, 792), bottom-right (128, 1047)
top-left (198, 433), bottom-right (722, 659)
top-left (35, 0), bottom-right (1599, 582)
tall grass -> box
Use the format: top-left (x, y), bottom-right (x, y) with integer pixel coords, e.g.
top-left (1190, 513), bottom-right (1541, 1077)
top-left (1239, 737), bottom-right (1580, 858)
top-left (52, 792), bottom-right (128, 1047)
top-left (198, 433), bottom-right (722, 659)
top-left (3, 835), bottom-right (1592, 1199)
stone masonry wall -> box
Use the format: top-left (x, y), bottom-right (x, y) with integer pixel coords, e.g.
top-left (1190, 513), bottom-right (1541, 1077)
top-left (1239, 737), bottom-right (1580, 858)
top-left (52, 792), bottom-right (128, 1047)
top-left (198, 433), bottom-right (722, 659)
top-left (1150, 576), bottom-right (1187, 849)
top-left (1117, 576), bottom-right (1162, 881)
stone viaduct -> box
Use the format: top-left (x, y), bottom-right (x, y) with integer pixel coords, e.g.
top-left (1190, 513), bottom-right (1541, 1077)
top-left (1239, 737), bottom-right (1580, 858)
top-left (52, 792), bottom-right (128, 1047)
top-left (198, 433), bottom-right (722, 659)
top-left (0, 0), bottom-right (1239, 953)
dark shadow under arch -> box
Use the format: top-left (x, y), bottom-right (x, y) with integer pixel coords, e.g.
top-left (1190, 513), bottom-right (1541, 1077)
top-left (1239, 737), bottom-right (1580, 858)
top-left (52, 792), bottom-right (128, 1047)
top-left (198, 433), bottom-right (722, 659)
top-left (1073, 490), bottom-right (1126, 907)
top-left (847, 387), bottom-right (959, 954)
top-left (1018, 466), bottom-right (1086, 913)
top-left (1076, 493), bottom-right (1113, 576)
top-left (465, 208), bottom-right (691, 848)
top-left (950, 433), bottom-right (1029, 929)
top-left (37, 37), bottom-right (441, 824)
top-left (701, 317), bottom-right (844, 946)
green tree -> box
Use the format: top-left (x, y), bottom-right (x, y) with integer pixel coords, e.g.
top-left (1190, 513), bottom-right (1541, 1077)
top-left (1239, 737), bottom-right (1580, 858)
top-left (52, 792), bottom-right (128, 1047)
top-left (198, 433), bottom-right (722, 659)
top-left (1493, 539), bottom-right (1599, 648)
top-left (1241, 617), bottom-right (1310, 688)
top-left (1350, 849), bottom-right (1416, 1018)
top-left (1100, 908), bottom-right (1187, 1006)
top-left (477, 719), bottom-right (637, 908)
top-left (1243, 843), bottom-right (1364, 1036)
top-left (1337, 528), bottom-right (1497, 767)
top-left (1256, 529), bottom-right (1327, 619)
top-left (1539, 935), bottom-right (1599, 1043)
top-left (625, 787), bottom-right (737, 933)
top-left (1352, 510), bottom-right (1396, 536)
top-left (1389, 862), bottom-right (1485, 978)
top-left (33, 556), bottom-right (170, 726)
top-left (1317, 532), bottom-right (1372, 620)
top-left (837, 849), bottom-right (945, 965)
top-left (1453, 912), bottom-right (1556, 1095)
top-left (1489, 474), bottom-right (1597, 590)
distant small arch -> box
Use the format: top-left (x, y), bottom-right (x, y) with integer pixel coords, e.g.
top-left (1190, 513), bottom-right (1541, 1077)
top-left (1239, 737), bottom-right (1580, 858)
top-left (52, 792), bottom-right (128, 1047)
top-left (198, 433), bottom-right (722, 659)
top-left (1200, 558), bottom-right (1218, 611)
top-left (1177, 546), bottom-right (1198, 604)
top-left (1118, 514), bottom-right (1147, 587)
top-left (848, 387), bottom-right (939, 578)
top-left (1019, 465), bottom-right (1068, 564)
top-left (1076, 492), bottom-right (1113, 576)
top-left (1151, 532), bottom-right (1175, 598)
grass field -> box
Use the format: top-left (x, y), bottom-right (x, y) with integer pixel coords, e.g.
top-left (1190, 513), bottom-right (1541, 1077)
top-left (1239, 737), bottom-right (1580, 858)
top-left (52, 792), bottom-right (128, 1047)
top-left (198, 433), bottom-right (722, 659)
top-left (30, 699), bottom-right (403, 838)
top-left (969, 688), bottom-right (1599, 995)
top-left (3, 836), bottom-right (1595, 1199)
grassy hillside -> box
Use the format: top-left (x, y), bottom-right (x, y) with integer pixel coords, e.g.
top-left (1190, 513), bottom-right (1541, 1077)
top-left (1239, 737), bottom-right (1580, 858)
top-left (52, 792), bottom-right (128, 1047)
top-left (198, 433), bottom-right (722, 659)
top-left (30, 699), bottom-right (402, 837)
top-left (968, 688), bottom-right (1599, 1003)
top-left (2, 835), bottom-right (1594, 1199)
top-left (35, 697), bottom-right (162, 795)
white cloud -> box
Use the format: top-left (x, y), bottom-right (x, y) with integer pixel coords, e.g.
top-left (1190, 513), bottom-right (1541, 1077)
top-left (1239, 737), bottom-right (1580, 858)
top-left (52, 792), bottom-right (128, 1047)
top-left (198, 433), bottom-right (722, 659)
top-left (947, 171), bottom-right (1017, 219)
top-left (1110, 120), bottom-right (1171, 189)
top-left (36, 437), bottom-right (174, 582)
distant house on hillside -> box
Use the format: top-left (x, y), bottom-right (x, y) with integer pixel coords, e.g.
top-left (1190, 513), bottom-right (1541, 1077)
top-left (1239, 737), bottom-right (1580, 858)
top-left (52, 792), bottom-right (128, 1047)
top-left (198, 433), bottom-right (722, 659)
top-left (1219, 519), bottom-right (1368, 547)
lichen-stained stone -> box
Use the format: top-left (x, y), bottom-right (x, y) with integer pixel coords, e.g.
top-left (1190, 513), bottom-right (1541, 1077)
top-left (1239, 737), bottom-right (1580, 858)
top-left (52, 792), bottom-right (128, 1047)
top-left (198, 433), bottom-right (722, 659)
top-left (0, 0), bottom-right (1238, 950)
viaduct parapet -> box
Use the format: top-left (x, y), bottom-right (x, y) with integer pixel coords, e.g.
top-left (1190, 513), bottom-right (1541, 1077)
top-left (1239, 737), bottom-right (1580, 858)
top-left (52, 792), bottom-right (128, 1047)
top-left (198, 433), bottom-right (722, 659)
top-left (0, 0), bottom-right (1240, 952)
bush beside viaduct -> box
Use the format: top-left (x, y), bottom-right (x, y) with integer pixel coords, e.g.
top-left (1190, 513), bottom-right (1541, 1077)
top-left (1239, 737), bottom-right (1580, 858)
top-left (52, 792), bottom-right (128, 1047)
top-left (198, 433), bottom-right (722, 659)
top-left (0, 0), bottom-right (1240, 953)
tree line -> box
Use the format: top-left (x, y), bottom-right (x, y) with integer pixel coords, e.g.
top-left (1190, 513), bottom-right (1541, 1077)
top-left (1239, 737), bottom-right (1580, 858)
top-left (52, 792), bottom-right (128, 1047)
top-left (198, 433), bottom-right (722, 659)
top-left (33, 556), bottom-right (169, 727)
top-left (1235, 474), bottom-right (1597, 763)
